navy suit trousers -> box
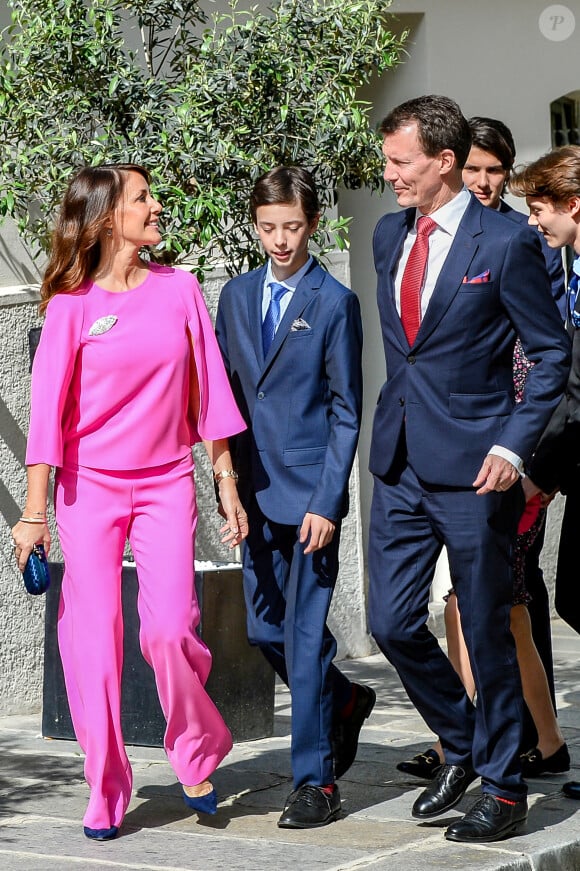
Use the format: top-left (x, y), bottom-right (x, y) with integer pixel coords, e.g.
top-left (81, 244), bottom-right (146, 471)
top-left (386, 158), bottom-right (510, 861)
top-left (241, 499), bottom-right (351, 788)
top-left (368, 462), bottom-right (527, 801)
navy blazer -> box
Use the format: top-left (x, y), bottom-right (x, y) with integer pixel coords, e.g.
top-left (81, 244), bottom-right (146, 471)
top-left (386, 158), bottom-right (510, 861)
top-left (216, 259), bottom-right (363, 525)
top-left (499, 199), bottom-right (566, 318)
top-left (528, 256), bottom-right (580, 494)
top-left (369, 194), bottom-right (571, 487)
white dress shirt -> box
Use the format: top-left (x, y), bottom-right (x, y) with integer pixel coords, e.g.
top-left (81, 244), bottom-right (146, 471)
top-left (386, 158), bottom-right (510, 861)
top-left (261, 256), bottom-right (313, 325)
top-left (394, 188), bottom-right (470, 316)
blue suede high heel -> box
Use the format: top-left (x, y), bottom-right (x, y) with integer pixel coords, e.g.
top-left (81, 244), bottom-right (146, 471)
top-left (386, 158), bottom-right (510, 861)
top-left (83, 825), bottom-right (119, 841)
top-left (182, 784), bottom-right (218, 815)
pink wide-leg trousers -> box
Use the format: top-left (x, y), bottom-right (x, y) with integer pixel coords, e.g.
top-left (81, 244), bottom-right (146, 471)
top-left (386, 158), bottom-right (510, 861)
top-left (54, 456), bottom-right (232, 830)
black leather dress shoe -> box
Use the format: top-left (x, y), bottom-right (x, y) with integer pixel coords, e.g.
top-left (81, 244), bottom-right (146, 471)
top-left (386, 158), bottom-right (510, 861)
top-left (333, 683), bottom-right (376, 779)
top-left (278, 785), bottom-right (341, 829)
top-left (445, 794), bottom-right (527, 843)
top-left (397, 748), bottom-right (442, 780)
top-left (563, 781), bottom-right (580, 799)
top-left (520, 743), bottom-right (570, 777)
top-left (412, 763), bottom-right (477, 819)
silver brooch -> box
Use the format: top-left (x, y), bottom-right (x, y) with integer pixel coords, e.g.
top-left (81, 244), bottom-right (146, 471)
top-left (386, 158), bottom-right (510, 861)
top-left (88, 316), bottom-right (118, 336)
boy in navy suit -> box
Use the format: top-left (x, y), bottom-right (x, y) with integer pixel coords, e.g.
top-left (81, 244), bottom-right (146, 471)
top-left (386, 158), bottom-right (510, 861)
top-left (215, 167), bottom-right (372, 829)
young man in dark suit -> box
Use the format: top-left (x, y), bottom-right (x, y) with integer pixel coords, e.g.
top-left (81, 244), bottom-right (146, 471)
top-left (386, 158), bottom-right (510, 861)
top-left (215, 166), bottom-right (372, 829)
top-left (368, 95), bottom-right (570, 843)
top-left (511, 144), bottom-right (580, 800)
top-left (464, 116), bottom-right (566, 315)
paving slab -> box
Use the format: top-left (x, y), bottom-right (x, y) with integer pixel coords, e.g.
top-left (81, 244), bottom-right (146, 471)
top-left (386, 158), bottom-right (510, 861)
top-left (1, 618), bottom-right (579, 870)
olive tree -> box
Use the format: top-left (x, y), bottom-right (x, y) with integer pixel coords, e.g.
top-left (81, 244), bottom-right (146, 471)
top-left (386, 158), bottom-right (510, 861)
top-left (0, 0), bottom-right (406, 274)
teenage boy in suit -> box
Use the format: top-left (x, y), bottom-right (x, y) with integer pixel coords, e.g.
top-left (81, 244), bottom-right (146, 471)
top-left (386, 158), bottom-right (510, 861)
top-left (510, 144), bottom-right (580, 800)
top-left (368, 95), bottom-right (570, 843)
top-left (215, 166), bottom-right (372, 829)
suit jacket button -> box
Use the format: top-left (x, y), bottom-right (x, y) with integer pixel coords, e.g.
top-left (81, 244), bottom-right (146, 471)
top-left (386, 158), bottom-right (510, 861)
top-left (257, 391), bottom-right (265, 400)
top-left (407, 355), bottom-right (416, 364)
top-left (399, 397), bottom-right (405, 406)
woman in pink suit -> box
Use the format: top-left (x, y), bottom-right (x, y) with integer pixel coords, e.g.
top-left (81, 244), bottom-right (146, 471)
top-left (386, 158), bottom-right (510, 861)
top-left (11, 164), bottom-right (248, 841)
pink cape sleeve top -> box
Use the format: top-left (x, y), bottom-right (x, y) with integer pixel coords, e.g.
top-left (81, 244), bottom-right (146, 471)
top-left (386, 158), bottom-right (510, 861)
top-left (26, 263), bottom-right (246, 469)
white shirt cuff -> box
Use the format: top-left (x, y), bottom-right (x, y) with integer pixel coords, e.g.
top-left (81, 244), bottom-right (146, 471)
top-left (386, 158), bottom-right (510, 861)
top-left (489, 445), bottom-right (524, 476)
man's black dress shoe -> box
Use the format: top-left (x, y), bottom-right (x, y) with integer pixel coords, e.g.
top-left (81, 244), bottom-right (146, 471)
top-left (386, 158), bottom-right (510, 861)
top-left (397, 748), bottom-right (442, 780)
top-left (563, 781), bottom-right (580, 799)
top-left (278, 785), bottom-right (341, 829)
top-left (445, 794), bottom-right (527, 842)
top-left (333, 683), bottom-right (376, 779)
top-left (520, 743), bottom-right (570, 777)
top-left (412, 763), bottom-right (477, 819)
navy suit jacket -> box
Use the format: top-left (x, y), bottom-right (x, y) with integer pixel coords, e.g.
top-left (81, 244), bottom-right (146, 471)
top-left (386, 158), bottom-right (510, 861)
top-left (369, 194), bottom-right (571, 487)
top-left (499, 200), bottom-right (566, 318)
top-left (216, 259), bottom-right (363, 525)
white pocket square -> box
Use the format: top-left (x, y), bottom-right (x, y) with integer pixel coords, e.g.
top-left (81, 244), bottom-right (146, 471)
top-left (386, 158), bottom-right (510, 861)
top-left (88, 315), bottom-right (118, 336)
top-left (290, 318), bottom-right (310, 331)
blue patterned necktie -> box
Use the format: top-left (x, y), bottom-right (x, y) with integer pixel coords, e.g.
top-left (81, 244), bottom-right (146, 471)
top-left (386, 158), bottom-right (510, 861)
top-left (262, 281), bottom-right (288, 354)
top-left (568, 263), bottom-right (580, 329)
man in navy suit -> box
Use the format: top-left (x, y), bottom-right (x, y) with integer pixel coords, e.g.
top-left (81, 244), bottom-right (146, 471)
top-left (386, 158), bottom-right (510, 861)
top-left (396, 115), bottom-right (568, 782)
top-left (368, 95), bottom-right (570, 843)
top-left (216, 167), bottom-right (372, 829)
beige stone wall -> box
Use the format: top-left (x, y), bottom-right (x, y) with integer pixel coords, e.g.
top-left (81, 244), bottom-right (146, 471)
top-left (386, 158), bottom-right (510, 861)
top-left (0, 287), bottom-right (46, 714)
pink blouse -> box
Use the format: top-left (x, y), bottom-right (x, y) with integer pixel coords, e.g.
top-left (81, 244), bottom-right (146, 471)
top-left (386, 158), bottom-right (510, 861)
top-left (26, 263), bottom-right (246, 470)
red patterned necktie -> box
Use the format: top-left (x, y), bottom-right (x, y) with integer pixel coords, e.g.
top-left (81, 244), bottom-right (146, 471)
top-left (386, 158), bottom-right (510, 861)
top-left (400, 215), bottom-right (437, 345)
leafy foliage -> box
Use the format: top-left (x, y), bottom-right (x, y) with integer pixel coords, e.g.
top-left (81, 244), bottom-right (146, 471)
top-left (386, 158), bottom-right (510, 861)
top-left (0, 0), bottom-right (406, 275)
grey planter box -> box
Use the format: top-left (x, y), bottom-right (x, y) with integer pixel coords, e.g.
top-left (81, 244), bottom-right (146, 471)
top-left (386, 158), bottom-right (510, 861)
top-left (42, 562), bottom-right (275, 746)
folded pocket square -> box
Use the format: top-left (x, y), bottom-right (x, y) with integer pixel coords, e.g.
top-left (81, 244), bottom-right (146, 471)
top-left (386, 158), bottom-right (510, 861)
top-left (290, 318), bottom-right (311, 331)
top-left (462, 270), bottom-right (490, 284)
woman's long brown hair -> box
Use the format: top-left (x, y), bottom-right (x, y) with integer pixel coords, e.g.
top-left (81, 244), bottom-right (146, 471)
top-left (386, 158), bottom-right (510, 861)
top-left (39, 163), bottom-right (150, 313)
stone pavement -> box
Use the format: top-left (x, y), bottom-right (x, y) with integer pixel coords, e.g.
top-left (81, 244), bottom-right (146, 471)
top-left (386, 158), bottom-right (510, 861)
top-left (1, 619), bottom-right (580, 871)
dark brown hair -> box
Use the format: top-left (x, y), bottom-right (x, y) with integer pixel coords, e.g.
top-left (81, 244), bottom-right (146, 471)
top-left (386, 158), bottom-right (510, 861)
top-left (379, 95), bottom-right (472, 169)
top-left (250, 166), bottom-right (320, 225)
top-left (468, 117), bottom-right (516, 172)
top-left (40, 164), bottom-right (150, 313)
top-left (509, 146), bottom-right (580, 204)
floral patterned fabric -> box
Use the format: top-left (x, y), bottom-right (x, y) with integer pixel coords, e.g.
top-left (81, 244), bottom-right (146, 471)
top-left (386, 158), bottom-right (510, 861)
top-left (513, 339), bottom-right (546, 606)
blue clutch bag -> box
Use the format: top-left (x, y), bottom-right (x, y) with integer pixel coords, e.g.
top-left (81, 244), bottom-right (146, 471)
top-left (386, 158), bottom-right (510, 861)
top-left (22, 544), bottom-right (51, 595)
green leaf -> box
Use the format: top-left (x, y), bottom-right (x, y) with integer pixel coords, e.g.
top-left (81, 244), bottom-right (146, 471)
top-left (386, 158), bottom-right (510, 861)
top-left (0, 0), bottom-right (406, 269)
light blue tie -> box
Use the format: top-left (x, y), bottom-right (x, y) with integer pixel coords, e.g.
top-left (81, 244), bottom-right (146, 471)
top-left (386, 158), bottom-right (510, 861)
top-left (568, 262), bottom-right (580, 329)
top-left (262, 281), bottom-right (287, 355)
